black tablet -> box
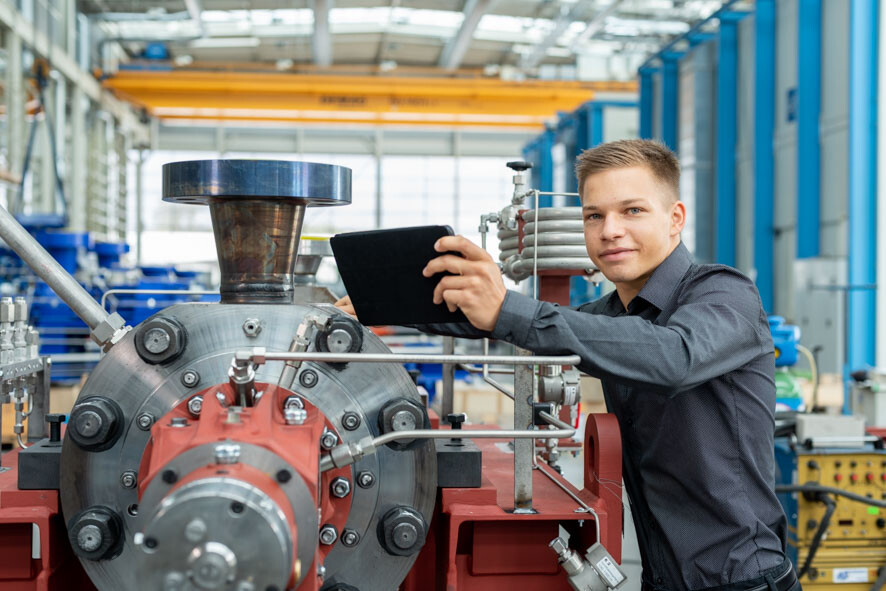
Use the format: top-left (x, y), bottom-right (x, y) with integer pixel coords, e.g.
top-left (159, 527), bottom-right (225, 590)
top-left (330, 225), bottom-right (469, 326)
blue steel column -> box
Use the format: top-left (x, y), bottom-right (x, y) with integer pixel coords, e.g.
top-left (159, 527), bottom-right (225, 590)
top-left (847, 0), bottom-right (878, 389)
top-left (715, 14), bottom-right (741, 267)
top-left (754, 0), bottom-right (776, 312)
top-left (660, 52), bottom-right (682, 153)
top-left (639, 66), bottom-right (658, 139)
top-left (797, 0), bottom-right (822, 258)
top-left (522, 128), bottom-right (555, 208)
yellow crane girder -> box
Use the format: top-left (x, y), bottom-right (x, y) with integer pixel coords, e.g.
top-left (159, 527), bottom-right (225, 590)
top-left (101, 70), bottom-right (637, 129)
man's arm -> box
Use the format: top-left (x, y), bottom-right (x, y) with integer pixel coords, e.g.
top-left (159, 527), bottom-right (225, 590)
top-left (491, 269), bottom-right (770, 393)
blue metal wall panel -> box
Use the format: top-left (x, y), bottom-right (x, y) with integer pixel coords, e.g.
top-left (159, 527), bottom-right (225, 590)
top-left (661, 51), bottom-right (683, 153)
top-left (716, 15), bottom-right (741, 267)
top-left (754, 0), bottom-right (776, 312)
top-left (847, 0), bottom-right (878, 390)
top-left (521, 129), bottom-right (555, 207)
top-left (639, 67), bottom-right (657, 139)
top-left (797, 0), bottom-right (822, 258)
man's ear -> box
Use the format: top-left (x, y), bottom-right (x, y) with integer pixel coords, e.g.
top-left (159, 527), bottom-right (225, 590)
top-left (670, 201), bottom-right (686, 236)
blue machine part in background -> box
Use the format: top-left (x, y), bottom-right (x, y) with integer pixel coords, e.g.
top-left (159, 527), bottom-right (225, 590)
top-left (94, 241), bottom-right (130, 268)
top-left (769, 315), bottom-right (800, 367)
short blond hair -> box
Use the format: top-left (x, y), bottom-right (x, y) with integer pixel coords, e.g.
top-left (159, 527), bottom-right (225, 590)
top-left (575, 139), bottom-right (680, 201)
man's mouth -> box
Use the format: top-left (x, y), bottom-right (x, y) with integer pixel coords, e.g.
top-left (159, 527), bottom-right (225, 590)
top-left (598, 248), bottom-right (635, 261)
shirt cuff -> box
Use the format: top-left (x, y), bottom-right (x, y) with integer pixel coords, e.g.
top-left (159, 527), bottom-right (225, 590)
top-left (490, 290), bottom-right (541, 344)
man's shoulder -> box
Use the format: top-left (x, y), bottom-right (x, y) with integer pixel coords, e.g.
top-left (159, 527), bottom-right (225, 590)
top-left (678, 262), bottom-right (764, 309)
top-left (576, 292), bottom-right (614, 314)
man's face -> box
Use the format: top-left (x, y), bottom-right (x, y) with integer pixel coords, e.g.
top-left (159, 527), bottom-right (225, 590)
top-left (580, 165), bottom-right (685, 288)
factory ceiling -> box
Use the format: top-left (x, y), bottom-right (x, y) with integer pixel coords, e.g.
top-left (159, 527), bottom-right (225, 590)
top-left (80, 0), bottom-right (727, 77)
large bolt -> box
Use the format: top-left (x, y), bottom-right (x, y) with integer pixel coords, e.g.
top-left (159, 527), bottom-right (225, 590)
top-left (320, 429), bottom-right (339, 450)
top-left (163, 571), bottom-right (186, 591)
top-left (181, 369), bottom-right (200, 388)
top-left (136, 413), bottom-right (154, 430)
top-left (379, 506), bottom-right (427, 557)
top-left (187, 395), bottom-right (204, 416)
top-left (319, 525), bottom-right (338, 545)
top-left (391, 410), bottom-right (417, 431)
top-left (143, 327), bottom-right (171, 354)
top-left (341, 529), bottom-right (360, 547)
top-left (68, 397), bottom-right (123, 452)
top-left (120, 471), bottom-right (137, 489)
top-left (68, 506), bottom-right (123, 561)
top-left (331, 477), bottom-right (351, 498)
top-left (326, 328), bottom-right (354, 353)
top-left (342, 411), bottom-right (361, 431)
top-left (357, 471), bottom-right (375, 489)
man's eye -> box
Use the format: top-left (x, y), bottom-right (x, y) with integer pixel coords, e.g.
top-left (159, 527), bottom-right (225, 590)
top-left (628, 208), bottom-right (642, 215)
top-left (585, 214), bottom-right (601, 221)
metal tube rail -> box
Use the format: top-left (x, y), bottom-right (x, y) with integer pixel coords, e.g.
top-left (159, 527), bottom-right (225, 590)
top-left (249, 349), bottom-right (581, 366)
top-left (457, 363), bottom-right (515, 375)
top-left (0, 205), bottom-right (128, 348)
top-left (100, 288), bottom-right (218, 312)
top-left (319, 422), bottom-right (575, 473)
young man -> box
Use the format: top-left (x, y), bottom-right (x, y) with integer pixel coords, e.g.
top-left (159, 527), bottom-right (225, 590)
top-left (336, 139), bottom-right (794, 591)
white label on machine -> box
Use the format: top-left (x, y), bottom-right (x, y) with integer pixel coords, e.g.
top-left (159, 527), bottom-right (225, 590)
top-left (834, 568), bottom-right (869, 583)
top-left (594, 556), bottom-right (625, 588)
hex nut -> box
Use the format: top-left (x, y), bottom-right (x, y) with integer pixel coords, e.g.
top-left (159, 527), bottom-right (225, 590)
top-left (181, 369), bottom-right (200, 388)
top-left (67, 506), bottom-right (124, 561)
top-left (298, 369), bottom-right (318, 388)
top-left (283, 395), bottom-right (305, 410)
top-left (331, 477), bottom-right (351, 498)
top-left (320, 429), bottom-right (339, 450)
top-left (120, 471), bottom-right (137, 489)
top-left (341, 529), bottom-right (360, 547)
top-left (134, 316), bottom-right (187, 365)
top-left (319, 525), bottom-right (338, 545)
top-left (136, 413), bottom-right (154, 431)
top-left (242, 318), bottom-right (262, 337)
top-left (378, 398), bottom-right (428, 449)
top-left (68, 397), bottom-right (124, 452)
top-left (187, 395), bottom-right (204, 416)
top-left (341, 411), bottom-right (361, 431)
top-left (378, 506), bottom-right (427, 557)
top-left (357, 471), bottom-right (375, 489)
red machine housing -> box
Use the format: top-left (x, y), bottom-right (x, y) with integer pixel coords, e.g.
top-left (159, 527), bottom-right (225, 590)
top-left (0, 399), bottom-right (622, 590)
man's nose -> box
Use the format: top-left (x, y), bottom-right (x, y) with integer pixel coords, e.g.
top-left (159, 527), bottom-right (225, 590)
top-left (599, 215), bottom-right (625, 240)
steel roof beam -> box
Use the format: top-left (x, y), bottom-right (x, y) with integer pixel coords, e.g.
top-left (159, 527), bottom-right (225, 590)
top-left (438, 0), bottom-right (495, 70)
top-left (312, 0), bottom-right (333, 67)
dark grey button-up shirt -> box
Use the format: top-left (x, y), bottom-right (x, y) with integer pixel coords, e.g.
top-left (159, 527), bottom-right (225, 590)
top-left (424, 242), bottom-right (788, 590)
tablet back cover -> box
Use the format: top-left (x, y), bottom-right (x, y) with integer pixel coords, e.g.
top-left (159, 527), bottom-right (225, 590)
top-left (330, 225), bottom-right (469, 326)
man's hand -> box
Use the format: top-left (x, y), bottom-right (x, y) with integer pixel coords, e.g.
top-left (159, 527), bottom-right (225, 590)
top-left (423, 235), bottom-right (507, 331)
top-left (334, 295), bottom-right (358, 319)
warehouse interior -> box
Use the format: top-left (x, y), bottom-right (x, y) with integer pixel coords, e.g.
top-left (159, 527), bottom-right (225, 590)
top-left (0, 0), bottom-right (882, 590)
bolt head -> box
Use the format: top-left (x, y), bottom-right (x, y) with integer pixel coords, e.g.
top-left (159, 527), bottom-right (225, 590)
top-left (357, 471), bottom-right (375, 488)
top-left (143, 327), bottom-right (171, 354)
top-left (392, 522), bottom-right (418, 549)
top-left (184, 518), bottom-right (208, 543)
top-left (242, 318), bottom-right (262, 337)
top-left (341, 529), bottom-right (360, 547)
top-left (283, 395), bottom-right (304, 410)
top-left (235, 582), bottom-right (256, 591)
top-left (77, 524), bottom-right (103, 552)
top-left (120, 471), bottom-right (137, 489)
top-left (214, 443), bottom-right (241, 464)
top-left (320, 429), bottom-right (339, 450)
top-left (181, 370), bottom-right (200, 388)
top-left (342, 411), bottom-right (361, 431)
top-left (163, 571), bottom-right (186, 591)
top-left (331, 477), bottom-right (351, 498)
top-left (136, 413), bottom-right (154, 430)
top-left (74, 410), bottom-right (102, 438)
top-left (298, 369), bottom-right (318, 388)
top-left (391, 410), bottom-right (417, 431)
top-left (319, 525), bottom-right (338, 545)
top-left (187, 395), bottom-right (204, 416)
top-left (325, 328), bottom-right (354, 353)
top-left (284, 407), bottom-right (307, 425)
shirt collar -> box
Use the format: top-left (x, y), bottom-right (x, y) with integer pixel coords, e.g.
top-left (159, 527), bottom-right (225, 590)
top-left (634, 242), bottom-right (693, 311)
